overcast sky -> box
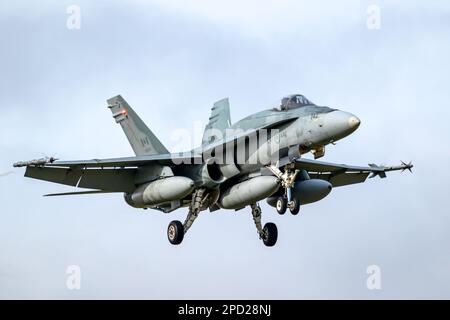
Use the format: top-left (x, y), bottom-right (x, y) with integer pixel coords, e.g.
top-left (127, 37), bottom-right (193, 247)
top-left (1, 0), bottom-right (449, 299)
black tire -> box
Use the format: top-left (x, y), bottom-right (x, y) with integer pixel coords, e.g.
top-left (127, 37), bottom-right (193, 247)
top-left (276, 196), bottom-right (287, 215)
top-left (263, 223), bottom-right (278, 247)
top-left (289, 198), bottom-right (300, 215)
top-left (167, 220), bottom-right (184, 245)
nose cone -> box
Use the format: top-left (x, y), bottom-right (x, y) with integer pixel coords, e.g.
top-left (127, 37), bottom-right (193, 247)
top-left (348, 115), bottom-right (361, 130)
top-left (323, 110), bottom-right (361, 141)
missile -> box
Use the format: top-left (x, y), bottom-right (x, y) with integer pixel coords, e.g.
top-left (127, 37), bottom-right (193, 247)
top-left (13, 157), bottom-right (58, 168)
top-left (368, 161), bottom-right (413, 178)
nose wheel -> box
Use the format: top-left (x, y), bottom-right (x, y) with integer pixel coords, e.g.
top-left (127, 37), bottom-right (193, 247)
top-left (288, 198), bottom-right (300, 215)
top-left (276, 193), bottom-right (300, 215)
top-left (276, 196), bottom-right (287, 215)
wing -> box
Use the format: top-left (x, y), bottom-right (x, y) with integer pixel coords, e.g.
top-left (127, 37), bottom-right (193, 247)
top-left (25, 166), bottom-right (137, 193)
top-left (18, 153), bottom-right (202, 193)
top-left (292, 158), bottom-right (413, 187)
top-left (24, 153), bottom-right (202, 169)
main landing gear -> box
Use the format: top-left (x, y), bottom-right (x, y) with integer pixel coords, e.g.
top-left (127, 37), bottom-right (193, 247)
top-left (251, 203), bottom-right (278, 247)
top-left (167, 188), bottom-right (209, 245)
top-left (167, 190), bottom-right (280, 247)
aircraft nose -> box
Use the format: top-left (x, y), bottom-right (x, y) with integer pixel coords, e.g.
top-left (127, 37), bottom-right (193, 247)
top-left (348, 115), bottom-right (361, 130)
top-left (324, 110), bottom-right (361, 141)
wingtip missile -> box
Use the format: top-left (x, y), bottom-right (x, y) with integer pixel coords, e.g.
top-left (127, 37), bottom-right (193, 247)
top-left (13, 156), bottom-right (59, 168)
top-left (401, 160), bottom-right (413, 173)
top-left (368, 161), bottom-right (413, 179)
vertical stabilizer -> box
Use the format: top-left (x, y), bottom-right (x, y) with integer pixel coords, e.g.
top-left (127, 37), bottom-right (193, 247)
top-left (202, 98), bottom-right (231, 146)
top-left (107, 95), bottom-right (169, 156)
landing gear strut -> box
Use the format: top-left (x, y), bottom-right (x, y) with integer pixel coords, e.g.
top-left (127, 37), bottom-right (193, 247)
top-left (167, 188), bottom-right (208, 245)
top-left (267, 163), bottom-right (301, 215)
top-left (251, 203), bottom-right (278, 247)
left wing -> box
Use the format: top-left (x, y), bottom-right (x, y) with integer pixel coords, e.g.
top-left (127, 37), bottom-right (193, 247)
top-left (292, 158), bottom-right (413, 187)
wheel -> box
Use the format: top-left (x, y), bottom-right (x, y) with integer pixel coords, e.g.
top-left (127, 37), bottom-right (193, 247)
top-left (167, 220), bottom-right (184, 245)
top-left (289, 198), bottom-right (300, 215)
top-left (276, 196), bottom-right (287, 215)
top-left (262, 223), bottom-right (278, 247)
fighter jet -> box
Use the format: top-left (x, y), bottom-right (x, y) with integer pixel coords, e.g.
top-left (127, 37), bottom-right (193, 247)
top-left (14, 94), bottom-right (412, 246)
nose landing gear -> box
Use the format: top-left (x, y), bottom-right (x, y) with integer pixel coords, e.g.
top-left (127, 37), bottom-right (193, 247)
top-left (268, 164), bottom-right (301, 215)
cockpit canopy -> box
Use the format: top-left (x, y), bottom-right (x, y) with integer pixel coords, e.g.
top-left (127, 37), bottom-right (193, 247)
top-left (279, 94), bottom-right (315, 111)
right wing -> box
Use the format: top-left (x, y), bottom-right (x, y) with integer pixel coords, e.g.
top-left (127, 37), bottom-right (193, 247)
top-left (18, 153), bottom-right (202, 193)
top-left (25, 166), bottom-right (137, 193)
top-left (42, 153), bottom-right (202, 168)
top-left (292, 158), bottom-right (413, 187)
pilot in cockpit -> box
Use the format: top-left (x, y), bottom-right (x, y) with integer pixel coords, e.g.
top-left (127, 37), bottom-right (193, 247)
top-left (279, 94), bottom-right (314, 111)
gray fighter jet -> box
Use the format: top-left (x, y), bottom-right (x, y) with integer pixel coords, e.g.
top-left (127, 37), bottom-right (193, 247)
top-left (14, 94), bottom-right (412, 246)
